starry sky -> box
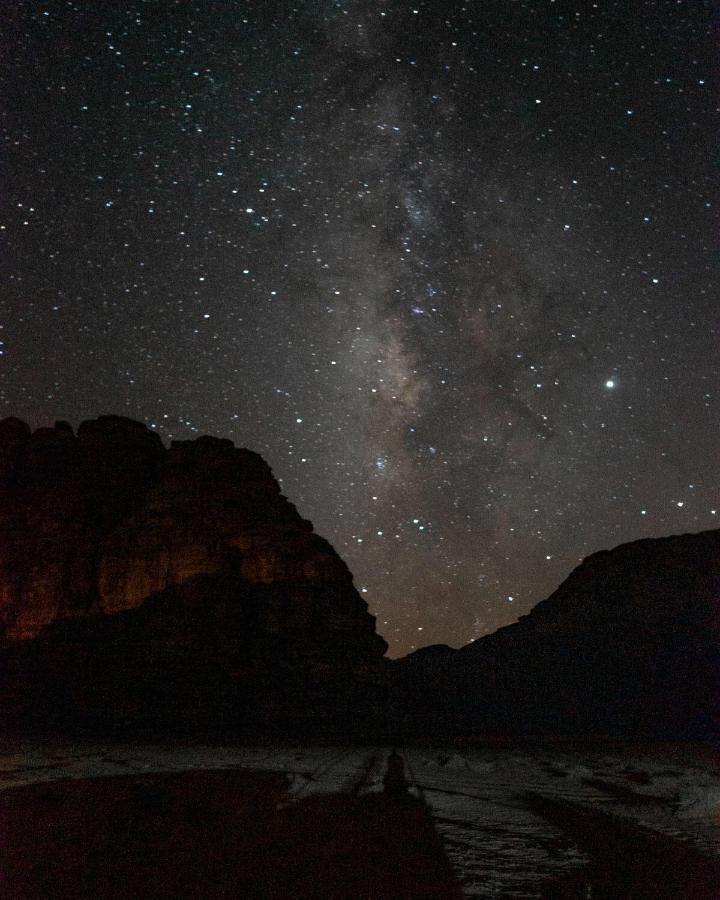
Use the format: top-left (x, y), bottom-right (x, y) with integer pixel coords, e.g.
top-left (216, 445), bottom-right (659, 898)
top-left (1, 1), bottom-right (717, 656)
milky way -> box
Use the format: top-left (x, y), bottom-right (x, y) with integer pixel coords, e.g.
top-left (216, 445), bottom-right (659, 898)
top-left (1, 1), bottom-right (717, 654)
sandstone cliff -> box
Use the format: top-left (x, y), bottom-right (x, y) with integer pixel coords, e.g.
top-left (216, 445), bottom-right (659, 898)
top-left (395, 530), bottom-right (720, 744)
top-left (0, 416), bottom-right (387, 736)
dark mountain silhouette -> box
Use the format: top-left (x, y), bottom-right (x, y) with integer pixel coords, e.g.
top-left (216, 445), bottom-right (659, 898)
top-left (0, 416), bottom-right (717, 745)
top-left (0, 416), bottom-right (387, 737)
top-left (394, 530), bottom-right (720, 744)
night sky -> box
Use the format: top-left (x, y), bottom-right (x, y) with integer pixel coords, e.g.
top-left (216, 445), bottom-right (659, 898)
top-left (1, 1), bottom-right (717, 656)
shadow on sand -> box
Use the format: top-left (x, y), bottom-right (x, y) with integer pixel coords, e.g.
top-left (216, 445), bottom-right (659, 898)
top-left (525, 792), bottom-right (720, 899)
top-left (0, 769), bottom-right (463, 899)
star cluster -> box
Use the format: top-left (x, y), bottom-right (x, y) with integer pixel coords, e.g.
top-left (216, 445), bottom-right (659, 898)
top-left (1, 1), bottom-right (717, 655)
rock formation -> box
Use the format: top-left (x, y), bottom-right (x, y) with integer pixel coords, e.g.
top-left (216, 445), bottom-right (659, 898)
top-left (5, 414), bottom-right (716, 744)
top-left (394, 530), bottom-right (720, 744)
top-left (0, 416), bottom-right (388, 737)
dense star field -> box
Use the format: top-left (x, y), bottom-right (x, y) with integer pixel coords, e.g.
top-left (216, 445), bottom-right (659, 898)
top-left (1, 1), bottom-right (716, 656)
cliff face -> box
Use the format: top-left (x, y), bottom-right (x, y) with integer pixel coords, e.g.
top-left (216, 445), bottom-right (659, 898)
top-left (0, 416), bottom-right (387, 736)
top-left (395, 530), bottom-right (720, 744)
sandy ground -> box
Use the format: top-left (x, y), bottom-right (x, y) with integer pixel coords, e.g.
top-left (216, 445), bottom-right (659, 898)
top-left (0, 768), bottom-right (461, 899)
top-left (1, 741), bottom-right (719, 897)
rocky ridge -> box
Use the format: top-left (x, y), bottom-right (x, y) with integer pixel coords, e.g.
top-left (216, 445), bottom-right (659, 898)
top-left (0, 416), bottom-right (387, 736)
top-left (395, 529), bottom-right (720, 744)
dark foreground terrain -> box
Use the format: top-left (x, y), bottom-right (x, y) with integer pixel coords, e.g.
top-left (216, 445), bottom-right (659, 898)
top-left (528, 793), bottom-right (720, 898)
top-left (2, 744), bottom-right (719, 898)
top-left (0, 768), bottom-right (462, 899)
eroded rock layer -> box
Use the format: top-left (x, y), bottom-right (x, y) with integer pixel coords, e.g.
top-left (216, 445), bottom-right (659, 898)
top-left (0, 416), bottom-right (387, 736)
